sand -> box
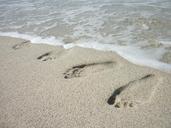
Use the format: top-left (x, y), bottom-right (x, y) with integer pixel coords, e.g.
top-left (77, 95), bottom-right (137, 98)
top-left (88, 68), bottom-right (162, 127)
top-left (0, 36), bottom-right (171, 128)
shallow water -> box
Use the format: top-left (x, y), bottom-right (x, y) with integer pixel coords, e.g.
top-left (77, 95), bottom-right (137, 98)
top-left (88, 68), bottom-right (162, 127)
top-left (0, 0), bottom-right (171, 72)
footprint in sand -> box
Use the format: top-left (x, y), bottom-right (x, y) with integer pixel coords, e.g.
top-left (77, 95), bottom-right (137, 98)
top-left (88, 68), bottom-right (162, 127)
top-left (63, 61), bottom-right (116, 79)
top-left (12, 40), bottom-right (30, 50)
top-left (107, 74), bottom-right (163, 108)
top-left (37, 52), bottom-right (56, 61)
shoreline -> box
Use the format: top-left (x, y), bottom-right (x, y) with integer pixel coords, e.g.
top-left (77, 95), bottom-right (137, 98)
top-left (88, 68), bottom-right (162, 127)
top-left (0, 36), bottom-right (171, 128)
top-left (0, 32), bottom-right (171, 74)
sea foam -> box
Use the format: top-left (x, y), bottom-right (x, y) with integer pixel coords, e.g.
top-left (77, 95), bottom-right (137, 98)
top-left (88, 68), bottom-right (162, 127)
top-left (0, 31), bottom-right (171, 73)
top-left (0, 0), bottom-right (171, 73)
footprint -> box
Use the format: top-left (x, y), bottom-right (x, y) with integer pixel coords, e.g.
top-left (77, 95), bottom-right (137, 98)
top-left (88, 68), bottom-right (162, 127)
top-left (64, 61), bottom-right (115, 79)
top-left (107, 74), bottom-right (162, 108)
top-left (37, 52), bottom-right (56, 61)
top-left (12, 40), bottom-right (30, 50)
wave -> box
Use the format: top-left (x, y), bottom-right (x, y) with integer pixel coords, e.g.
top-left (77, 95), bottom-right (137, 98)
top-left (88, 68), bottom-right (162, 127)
top-left (0, 31), bottom-right (171, 73)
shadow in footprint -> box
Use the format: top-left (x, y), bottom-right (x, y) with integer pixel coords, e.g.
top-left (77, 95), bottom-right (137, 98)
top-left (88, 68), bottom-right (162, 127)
top-left (64, 61), bottom-right (115, 79)
top-left (12, 40), bottom-right (30, 50)
top-left (37, 52), bottom-right (55, 61)
top-left (107, 85), bottom-right (127, 105)
top-left (107, 74), bottom-right (156, 108)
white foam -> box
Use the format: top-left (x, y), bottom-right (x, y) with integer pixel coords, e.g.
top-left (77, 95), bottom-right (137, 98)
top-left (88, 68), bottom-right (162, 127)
top-left (0, 32), bottom-right (64, 46)
top-left (64, 40), bottom-right (171, 73)
top-left (0, 0), bottom-right (171, 74)
top-left (0, 32), bottom-right (171, 73)
top-left (112, 46), bottom-right (171, 72)
top-left (160, 40), bottom-right (171, 45)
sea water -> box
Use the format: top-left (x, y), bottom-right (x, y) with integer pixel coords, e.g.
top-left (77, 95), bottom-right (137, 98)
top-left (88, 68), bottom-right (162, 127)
top-left (0, 0), bottom-right (171, 72)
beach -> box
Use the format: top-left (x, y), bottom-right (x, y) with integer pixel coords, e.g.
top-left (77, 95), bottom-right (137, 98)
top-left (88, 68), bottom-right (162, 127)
top-left (0, 36), bottom-right (171, 128)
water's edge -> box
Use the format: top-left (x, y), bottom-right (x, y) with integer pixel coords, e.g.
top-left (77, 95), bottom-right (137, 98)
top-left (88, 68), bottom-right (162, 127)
top-left (1, 32), bottom-right (171, 73)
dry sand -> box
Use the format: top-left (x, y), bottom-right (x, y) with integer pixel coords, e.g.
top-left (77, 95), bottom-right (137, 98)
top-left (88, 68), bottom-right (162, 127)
top-left (0, 36), bottom-right (171, 128)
